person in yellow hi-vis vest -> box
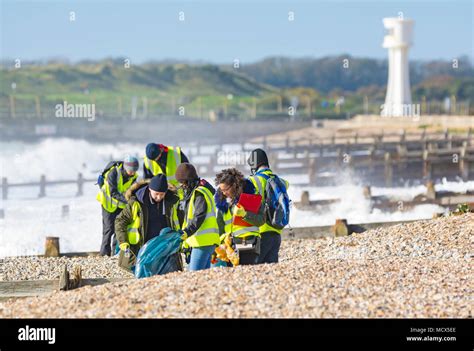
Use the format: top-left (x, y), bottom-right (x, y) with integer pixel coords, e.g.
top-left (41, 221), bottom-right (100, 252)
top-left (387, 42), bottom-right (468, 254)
top-left (214, 168), bottom-right (265, 266)
top-left (175, 163), bottom-right (220, 271)
top-left (114, 174), bottom-right (183, 273)
top-left (96, 155), bottom-right (139, 256)
top-left (143, 143), bottom-right (190, 186)
top-left (247, 149), bottom-right (290, 264)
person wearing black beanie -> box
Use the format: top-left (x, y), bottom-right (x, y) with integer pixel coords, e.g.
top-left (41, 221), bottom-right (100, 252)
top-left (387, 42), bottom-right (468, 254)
top-left (247, 148), bottom-right (290, 265)
top-left (114, 175), bottom-right (184, 273)
top-left (149, 174), bottom-right (169, 193)
top-left (143, 143), bottom-right (189, 187)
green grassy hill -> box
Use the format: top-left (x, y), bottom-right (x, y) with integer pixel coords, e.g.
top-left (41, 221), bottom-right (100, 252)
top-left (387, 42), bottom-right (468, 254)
top-left (1, 56), bottom-right (472, 119)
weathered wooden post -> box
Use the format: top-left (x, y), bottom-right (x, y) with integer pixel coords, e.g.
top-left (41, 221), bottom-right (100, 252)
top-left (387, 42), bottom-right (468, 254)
top-left (363, 186), bottom-right (372, 199)
top-left (426, 180), bottom-right (436, 200)
top-left (397, 142), bottom-right (408, 174)
top-left (300, 191), bottom-right (310, 207)
top-left (9, 95), bottom-right (16, 119)
top-left (45, 237), bottom-right (60, 257)
top-left (445, 128), bottom-right (452, 150)
top-left (76, 172), bottom-right (84, 196)
top-left (59, 265), bottom-right (82, 291)
top-left (332, 219), bottom-right (349, 237)
top-left (35, 96), bottom-right (41, 118)
top-left (459, 142), bottom-right (468, 181)
top-left (1, 177), bottom-right (7, 200)
top-left (384, 152), bottom-right (393, 186)
top-left (369, 146), bottom-right (375, 172)
top-left (303, 149), bottom-right (309, 163)
top-left (269, 153), bottom-right (278, 171)
top-left (308, 158), bottom-right (317, 184)
top-left (61, 205), bottom-right (70, 218)
top-left (400, 129), bottom-right (406, 143)
top-left (38, 174), bottom-right (46, 198)
top-left (337, 148), bottom-right (343, 170)
top-left (423, 150), bottom-right (431, 179)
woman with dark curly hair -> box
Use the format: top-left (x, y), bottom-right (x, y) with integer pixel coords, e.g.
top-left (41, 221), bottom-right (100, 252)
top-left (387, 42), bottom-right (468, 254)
top-left (214, 168), bottom-right (265, 265)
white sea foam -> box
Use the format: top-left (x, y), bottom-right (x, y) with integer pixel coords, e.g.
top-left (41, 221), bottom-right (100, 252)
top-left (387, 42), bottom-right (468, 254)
top-left (0, 138), bottom-right (472, 257)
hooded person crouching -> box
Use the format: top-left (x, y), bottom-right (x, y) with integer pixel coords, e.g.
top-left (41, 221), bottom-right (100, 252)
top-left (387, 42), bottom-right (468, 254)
top-left (115, 174), bottom-right (183, 273)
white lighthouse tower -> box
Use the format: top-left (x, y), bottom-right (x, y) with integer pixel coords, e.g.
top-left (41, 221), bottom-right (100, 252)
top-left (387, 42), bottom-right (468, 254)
top-left (382, 17), bottom-right (414, 117)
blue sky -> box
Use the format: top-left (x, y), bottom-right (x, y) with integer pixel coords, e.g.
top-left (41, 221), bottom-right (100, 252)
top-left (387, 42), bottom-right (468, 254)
top-left (0, 0), bottom-right (472, 63)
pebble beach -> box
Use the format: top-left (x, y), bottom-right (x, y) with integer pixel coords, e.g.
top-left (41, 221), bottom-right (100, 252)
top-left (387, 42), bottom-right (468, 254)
top-left (0, 213), bottom-right (472, 318)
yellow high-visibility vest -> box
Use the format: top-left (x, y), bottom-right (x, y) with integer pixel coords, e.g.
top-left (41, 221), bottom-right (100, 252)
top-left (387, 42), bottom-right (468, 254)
top-left (127, 201), bottom-right (141, 245)
top-left (248, 170), bottom-right (289, 234)
top-left (96, 164), bottom-right (137, 213)
top-left (183, 186), bottom-right (220, 248)
top-left (220, 204), bottom-right (260, 240)
top-left (127, 198), bottom-right (181, 246)
top-left (143, 146), bottom-right (182, 186)
top-left (170, 202), bottom-right (182, 231)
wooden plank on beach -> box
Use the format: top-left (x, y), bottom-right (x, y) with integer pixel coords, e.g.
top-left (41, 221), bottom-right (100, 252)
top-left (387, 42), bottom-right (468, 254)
top-left (282, 219), bottom-right (419, 239)
top-left (0, 278), bottom-right (132, 300)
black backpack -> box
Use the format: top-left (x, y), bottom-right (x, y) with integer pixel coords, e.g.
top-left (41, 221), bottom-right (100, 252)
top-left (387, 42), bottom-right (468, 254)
top-left (97, 161), bottom-right (123, 188)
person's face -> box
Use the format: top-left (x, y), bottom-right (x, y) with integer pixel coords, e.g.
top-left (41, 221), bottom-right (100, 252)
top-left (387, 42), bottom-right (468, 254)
top-left (149, 189), bottom-right (166, 202)
top-left (219, 183), bottom-right (235, 199)
top-left (126, 170), bottom-right (136, 177)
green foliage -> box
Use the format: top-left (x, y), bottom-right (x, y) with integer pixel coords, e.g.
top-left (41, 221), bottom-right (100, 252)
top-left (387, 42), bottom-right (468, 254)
top-left (454, 203), bottom-right (471, 214)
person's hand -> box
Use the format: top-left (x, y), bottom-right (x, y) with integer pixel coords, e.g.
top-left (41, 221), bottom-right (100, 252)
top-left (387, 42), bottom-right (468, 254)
top-left (119, 242), bottom-right (130, 251)
top-left (179, 230), bottom-right (188, 241)
top-left (233, 204), bottom-right (246, 217)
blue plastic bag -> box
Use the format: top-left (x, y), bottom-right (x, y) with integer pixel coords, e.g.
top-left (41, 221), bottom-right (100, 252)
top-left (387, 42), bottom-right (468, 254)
top-left (134, 227), bottom-right (182, 279)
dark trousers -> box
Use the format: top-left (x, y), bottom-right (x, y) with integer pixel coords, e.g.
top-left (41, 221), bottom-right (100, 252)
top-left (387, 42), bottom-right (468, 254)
top-left (257, 231), bottom-right (281, 264)
top-left (100, 207), bottom-right (121, 256)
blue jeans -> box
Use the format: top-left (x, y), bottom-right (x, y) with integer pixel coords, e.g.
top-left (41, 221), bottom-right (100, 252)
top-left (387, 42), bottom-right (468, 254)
top-left (188, 245), bottom-right (215, 271)
top-left (258, 231), bottom-right (281, 264)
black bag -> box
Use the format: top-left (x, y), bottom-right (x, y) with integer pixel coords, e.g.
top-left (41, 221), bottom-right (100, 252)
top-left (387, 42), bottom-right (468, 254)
top-left (233, 236), bottom-right (261, 255)
top-left (97, 160), bottom-right (123, 188)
